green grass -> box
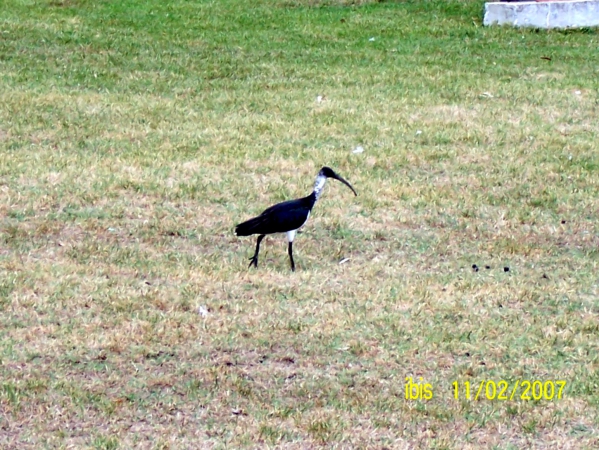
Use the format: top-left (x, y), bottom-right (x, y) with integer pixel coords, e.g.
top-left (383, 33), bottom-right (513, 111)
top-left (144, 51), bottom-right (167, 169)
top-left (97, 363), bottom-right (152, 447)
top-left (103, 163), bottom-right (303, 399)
top-left (1, 0), bottom-right (599, 447)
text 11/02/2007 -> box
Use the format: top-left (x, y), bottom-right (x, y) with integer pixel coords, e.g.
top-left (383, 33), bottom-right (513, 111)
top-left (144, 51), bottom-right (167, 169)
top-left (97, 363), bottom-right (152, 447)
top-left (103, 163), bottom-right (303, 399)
top-left (452, 380), bottom-right (566, 401)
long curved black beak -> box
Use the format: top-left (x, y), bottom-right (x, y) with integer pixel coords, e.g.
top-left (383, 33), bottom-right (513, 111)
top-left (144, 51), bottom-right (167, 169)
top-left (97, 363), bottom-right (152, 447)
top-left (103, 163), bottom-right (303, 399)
top-left (331, 172), bottom-right (357, 196)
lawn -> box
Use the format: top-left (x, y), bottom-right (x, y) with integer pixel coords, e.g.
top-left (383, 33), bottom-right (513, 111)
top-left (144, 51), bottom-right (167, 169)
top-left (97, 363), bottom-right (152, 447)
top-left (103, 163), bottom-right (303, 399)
top-left (1, 0), bottom-right (598, 448)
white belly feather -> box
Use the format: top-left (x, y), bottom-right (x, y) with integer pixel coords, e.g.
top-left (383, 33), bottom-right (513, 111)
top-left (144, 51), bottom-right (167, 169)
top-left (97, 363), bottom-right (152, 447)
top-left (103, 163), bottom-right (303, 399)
top-left (285, 211), bottom-right (310, 243)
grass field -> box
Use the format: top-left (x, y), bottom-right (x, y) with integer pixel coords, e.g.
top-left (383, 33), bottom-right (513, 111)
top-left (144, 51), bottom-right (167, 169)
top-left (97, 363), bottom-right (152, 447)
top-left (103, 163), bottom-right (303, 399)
top-left (1, 0), bottom-right (599, 448)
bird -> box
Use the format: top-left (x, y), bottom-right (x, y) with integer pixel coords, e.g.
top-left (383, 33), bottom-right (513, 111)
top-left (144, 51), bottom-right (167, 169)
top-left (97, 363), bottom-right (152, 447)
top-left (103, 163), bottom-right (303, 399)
top-left (235, 166), bottom-right (357, 271)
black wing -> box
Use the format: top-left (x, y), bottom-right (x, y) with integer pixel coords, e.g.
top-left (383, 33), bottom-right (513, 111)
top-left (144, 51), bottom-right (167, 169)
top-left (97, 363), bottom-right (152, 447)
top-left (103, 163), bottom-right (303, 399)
top-left (235, 195), bottom-right (314, 236)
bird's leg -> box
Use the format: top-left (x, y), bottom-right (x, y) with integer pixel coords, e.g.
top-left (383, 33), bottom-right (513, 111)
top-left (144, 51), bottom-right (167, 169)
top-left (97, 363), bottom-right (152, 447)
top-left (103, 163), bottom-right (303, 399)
top-left (288, 242), bottom-right (295, 272)
top-left (248, 234), bottom-right (265, 268)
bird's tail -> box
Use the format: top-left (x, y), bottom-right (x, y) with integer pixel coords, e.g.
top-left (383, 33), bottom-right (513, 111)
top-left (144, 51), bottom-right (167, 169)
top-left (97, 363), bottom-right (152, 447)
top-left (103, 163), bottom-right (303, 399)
top-left (235, 216), bottom-right (266, 236)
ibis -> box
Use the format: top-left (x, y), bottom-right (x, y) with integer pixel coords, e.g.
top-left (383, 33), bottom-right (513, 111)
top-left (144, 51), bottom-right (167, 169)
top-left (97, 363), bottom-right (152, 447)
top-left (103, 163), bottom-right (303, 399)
top-left (235, 166), bottom-right (357, 271)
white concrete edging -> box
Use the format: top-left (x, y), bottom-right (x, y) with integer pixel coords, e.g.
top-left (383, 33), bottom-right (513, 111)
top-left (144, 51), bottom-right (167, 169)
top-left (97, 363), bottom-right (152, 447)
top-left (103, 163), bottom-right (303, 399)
top-left (484, 0), bottom-right (599, 29)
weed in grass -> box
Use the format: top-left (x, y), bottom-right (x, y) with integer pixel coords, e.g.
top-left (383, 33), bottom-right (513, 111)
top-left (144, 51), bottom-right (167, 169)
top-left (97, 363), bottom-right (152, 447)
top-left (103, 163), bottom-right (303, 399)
top-left (259, 423), bottom-right (293, 444)
top-left (92, 435), bottom-right (119, 450)
top-left (1, 382), bottom-right (22, 411)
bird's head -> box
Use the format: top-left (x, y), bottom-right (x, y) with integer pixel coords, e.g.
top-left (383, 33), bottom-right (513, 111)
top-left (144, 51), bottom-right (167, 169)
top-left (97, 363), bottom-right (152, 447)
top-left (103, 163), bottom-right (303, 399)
top-left (319, 167), bottom-right (357, 196)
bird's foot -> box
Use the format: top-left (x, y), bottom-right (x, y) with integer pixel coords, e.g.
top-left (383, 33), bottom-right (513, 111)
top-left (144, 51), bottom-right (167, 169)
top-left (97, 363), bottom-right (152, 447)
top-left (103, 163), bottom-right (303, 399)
top-left (248, 256), bottom-right (258, 268)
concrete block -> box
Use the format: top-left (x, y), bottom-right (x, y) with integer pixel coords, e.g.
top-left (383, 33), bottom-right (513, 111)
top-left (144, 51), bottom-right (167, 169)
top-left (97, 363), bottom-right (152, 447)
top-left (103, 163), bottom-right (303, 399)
top-left (484, 0), bottom-right (599, 28)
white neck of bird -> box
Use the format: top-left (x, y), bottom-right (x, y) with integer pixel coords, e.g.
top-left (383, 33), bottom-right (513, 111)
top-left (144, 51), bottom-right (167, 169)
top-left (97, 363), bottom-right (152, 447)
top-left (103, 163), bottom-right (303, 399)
top-left (313, 174), bottom-right (327, 201)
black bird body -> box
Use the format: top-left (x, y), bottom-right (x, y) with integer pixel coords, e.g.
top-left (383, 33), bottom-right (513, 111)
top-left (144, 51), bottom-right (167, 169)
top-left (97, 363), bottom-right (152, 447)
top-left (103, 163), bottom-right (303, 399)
top-left (235, 193), bottom-right (316, 237)
top-left (235, 167), bottom-right (356, 271)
